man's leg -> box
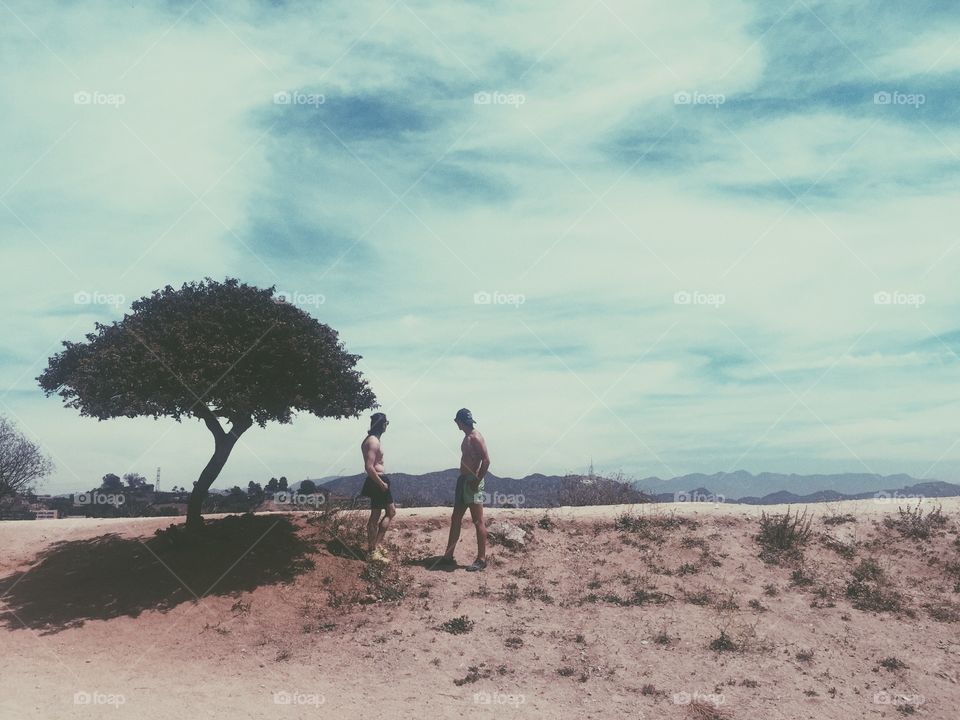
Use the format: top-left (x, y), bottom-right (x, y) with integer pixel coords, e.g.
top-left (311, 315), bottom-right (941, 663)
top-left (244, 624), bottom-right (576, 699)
top-left (376, 504), bottom-right (396, 547)
top-left (367, 509), bottom-right (382, 553)
top-left (443, 505), bottom-right (468, 559)
top-left (468, 503), bottom-right (487, 562)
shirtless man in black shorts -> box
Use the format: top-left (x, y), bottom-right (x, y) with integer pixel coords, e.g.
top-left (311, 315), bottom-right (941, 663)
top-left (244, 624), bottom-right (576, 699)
top-left (359, 412), bottom-right (394, 563)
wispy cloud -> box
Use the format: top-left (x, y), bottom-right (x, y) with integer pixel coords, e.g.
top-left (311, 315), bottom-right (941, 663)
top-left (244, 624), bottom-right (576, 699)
top-left (3, 0), bottom-right (960, 493)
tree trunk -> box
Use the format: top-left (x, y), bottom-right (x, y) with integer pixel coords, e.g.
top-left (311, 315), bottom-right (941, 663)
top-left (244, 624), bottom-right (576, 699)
top-left (185, 410), bottom-right (252, 531)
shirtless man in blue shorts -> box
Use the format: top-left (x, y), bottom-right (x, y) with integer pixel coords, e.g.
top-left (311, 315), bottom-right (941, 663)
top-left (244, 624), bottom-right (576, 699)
top-left (440, 408), bottom-right (490, 572)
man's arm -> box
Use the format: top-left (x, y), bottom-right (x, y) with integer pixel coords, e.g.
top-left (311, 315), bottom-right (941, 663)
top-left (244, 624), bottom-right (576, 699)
top-left (474, 433), bottom-right (491, 482)
top-left (363, 438), bottom-right (388, 491)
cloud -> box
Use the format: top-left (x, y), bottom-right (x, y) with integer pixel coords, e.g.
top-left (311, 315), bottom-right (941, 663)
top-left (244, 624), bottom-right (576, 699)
top-left (3, 0), bottom-right (960, 494)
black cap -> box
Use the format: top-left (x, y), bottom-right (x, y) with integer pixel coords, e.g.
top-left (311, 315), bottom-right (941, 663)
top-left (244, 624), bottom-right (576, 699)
top-left (454, 408), bottom-right (475, 424)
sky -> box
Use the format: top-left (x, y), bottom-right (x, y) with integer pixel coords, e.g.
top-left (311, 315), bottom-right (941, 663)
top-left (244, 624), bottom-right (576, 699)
top-left (2, 0), bottom-right (960, 494)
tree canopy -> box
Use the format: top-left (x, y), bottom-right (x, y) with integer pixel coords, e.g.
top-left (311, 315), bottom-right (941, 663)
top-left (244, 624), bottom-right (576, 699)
top-left (38, 277), bottom-right (376, 528)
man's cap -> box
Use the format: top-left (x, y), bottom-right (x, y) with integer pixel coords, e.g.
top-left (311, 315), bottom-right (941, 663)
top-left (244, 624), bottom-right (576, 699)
top-left (454, 408), bottom-right (475, 424)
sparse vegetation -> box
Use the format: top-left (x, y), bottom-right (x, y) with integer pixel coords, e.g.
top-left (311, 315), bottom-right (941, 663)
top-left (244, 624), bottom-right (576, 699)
top-left (756, 508), bottom-right (813, 564)
top-left (923, 600), bottom-right (960, 622)
top-left (822, 535), bottom-right (857, 558)
top-left (846, 558), bottom-right (906, 613)
top-left (879, 656), bottom-right (907, 671)
top-left (709, 629), bottom-right (737, 652)
top-left (823, 513), bottom-right (856, 526)
top-left (884, 503), bottom-right (947, 540)
top-left (652, 628), bottom-right (673, 645)
top-left (685, 589), bottom-right (713, 606)
top-left (790, 566), bottom-right (815, 587)
top-left (439, 616), bottom-right (474, 635)
top-left (614, 510), bottom-right (699, 538)
top-left (537, 514), bottom-right (555, 530)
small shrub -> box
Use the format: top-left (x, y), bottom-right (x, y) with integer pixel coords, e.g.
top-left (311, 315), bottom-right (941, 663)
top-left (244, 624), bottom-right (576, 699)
top-left (822, 535), bottom-right (857, 559)
top-left (879, 657), bottom-right (907, 671)
top-left (883, 503), bottom-right (947, 540)
top-left (823, 513), bottom-right (856, 526)
top-left (924, 601), bottom-right (960, 622)
top-left (709, 630), bottom-right (738, 652)
top-left (523, 584), bottom-right (555, 604)
top-left (652, 629), bottom-right (672, 645)
top-left (614, 511), bottom-right (698, 538)
top-left (439, 616), bottom-right (474, 635)
top-left (795, 649), bottom-right (814, 662)
top-left (756, 508), bottom-right (812, 564)
top-left (501, 583), bottom-right (521, 603)
top-left (537, 514), bottom-right (555, 530)
top-left (846, 559), bottom-right (905, 613)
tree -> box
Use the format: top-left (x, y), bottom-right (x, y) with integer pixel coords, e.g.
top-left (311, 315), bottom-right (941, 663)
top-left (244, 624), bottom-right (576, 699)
top-left (0, 416), bottom-right (54, 500)
top-left (124, 472), bottom-right (148, 489)
top-left (278, 476), bottom-right (288, 491)
top-left (299, 479), bottom-right (317, 494)
top-left (247, 481), bottom-right (263, 497)
top-left (38, 278), bottom-right (376, 530)
top-left (100, 473), bottom-right (123, 492)
top-left (265, 477), bottom-right (279, 494)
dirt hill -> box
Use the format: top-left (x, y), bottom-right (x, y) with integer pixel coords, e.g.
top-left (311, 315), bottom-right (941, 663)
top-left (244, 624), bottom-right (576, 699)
top-left (1, 499), bottom-right (959, 719)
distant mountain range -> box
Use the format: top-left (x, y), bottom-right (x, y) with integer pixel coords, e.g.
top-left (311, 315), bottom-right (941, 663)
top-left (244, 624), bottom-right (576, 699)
top-left (315, 469), bottom-right (960, 507)
top-left (632, 470), bottom-right (935, 499)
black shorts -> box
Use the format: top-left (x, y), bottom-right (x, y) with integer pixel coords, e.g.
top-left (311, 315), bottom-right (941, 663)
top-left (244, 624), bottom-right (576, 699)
top-left (360, 475), bottom-right (394, 510)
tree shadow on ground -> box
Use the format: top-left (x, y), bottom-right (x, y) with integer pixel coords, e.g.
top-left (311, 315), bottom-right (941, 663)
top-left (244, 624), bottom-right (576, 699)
top-left (0, 513), bottom-right (314, 634)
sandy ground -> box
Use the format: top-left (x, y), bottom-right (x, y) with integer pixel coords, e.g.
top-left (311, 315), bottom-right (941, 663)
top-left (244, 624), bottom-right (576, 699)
top-left (1, 498), bottom-right (959, 719)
